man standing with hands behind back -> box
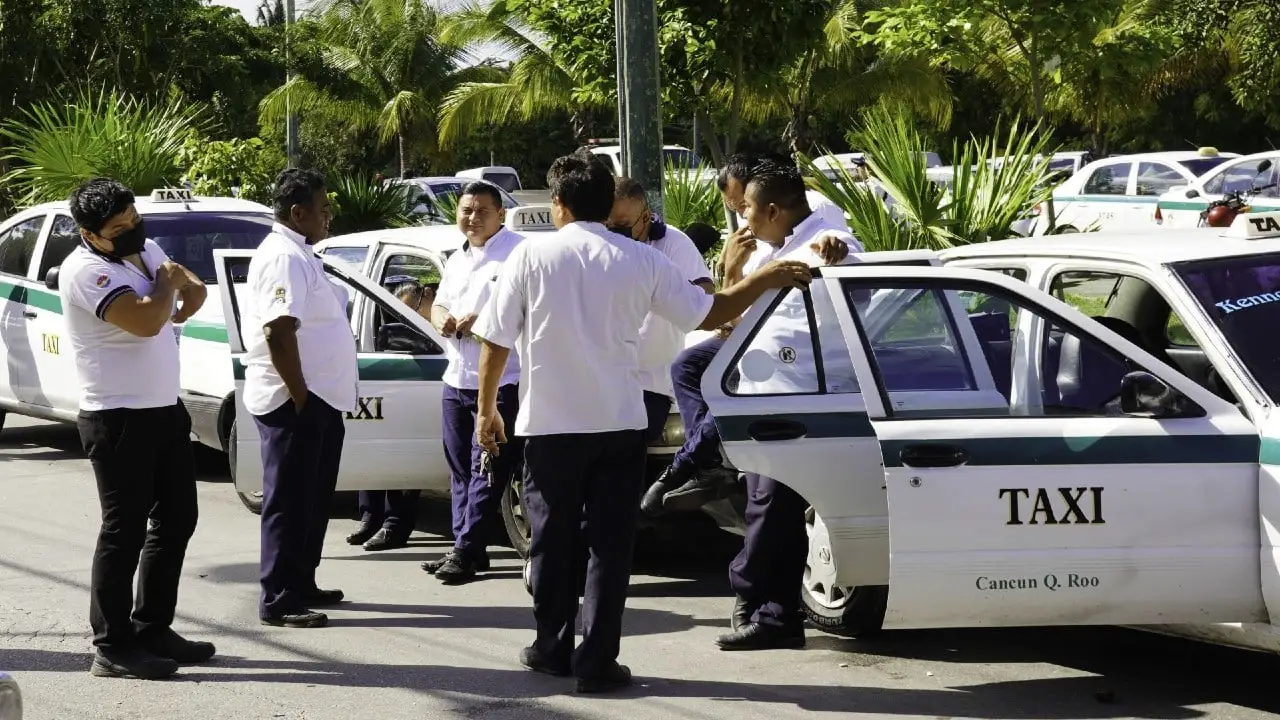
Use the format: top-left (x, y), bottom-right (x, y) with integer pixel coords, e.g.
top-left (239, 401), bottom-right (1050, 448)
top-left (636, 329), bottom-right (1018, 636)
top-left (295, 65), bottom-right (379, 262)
top-left (61, 177), bottom-right (213, 680)
top-left (469, 150), bottom-right (814, 693)
top-left (243, 168), bottom-right (357, 629)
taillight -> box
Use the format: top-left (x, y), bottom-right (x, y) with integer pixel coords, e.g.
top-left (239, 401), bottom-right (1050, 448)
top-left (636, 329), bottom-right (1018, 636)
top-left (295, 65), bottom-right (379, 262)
top-left (1032, 202), bottom-right (1042, 216)
top-left (1154, 206), bottom-right (1163, 223)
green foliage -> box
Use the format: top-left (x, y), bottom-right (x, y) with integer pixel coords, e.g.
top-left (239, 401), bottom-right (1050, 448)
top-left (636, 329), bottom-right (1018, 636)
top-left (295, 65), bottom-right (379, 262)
top-left (328, 174), bottom-right (416, 235)
top-left (178, 135), bottom-right (285, 205)
top-left (662, 156), bottom-right (726, 232)
top-left (0, 87), bottom-right (210, 206)
top-left (427, 192), bottom-right (460, 225)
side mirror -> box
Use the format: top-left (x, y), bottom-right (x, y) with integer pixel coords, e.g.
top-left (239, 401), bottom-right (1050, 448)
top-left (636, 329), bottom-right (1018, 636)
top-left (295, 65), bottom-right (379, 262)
top-left (44, 266), bottom-right (60, 291)
top-left (1184, 188), bottom-right (1200, 199)
top-left (375, 322), bottom-right (436, 355)
top-left (1260, 159), bottom-right (1273, 173)
top-left (1118, 371), bottom-right (1204, 419)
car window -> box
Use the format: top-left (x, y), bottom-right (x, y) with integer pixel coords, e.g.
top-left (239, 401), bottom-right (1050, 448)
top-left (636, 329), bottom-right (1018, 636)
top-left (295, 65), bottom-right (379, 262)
top-left (1051, 268), bottom-right (1198, 351)
top-left (321, 265), bottom-right (442, 356)
top-left (319, 246), bottom-right (370, 268)
top-left (39, 215), bottom-right (80, 280)
top-left (484, 173), bottom-right (521, 192)
top-left (0, 215), bottom-right (45, 278)
top-left (381, 252), bottom-right (441, 290)
top-left (149, 212), bottom-right (274, 283)
top-left (1135, 163), bottom-right (1185, 197)
top-left (1203, 158), bottom-right (1277, 195)
top-left (863, 288), bottom-right (977, 393)
top-left (1178, 157), bottom-right (1232, 177)
top-left (726, 283), bottom-right (858, 396)
top-left (1082, 163), bottom-right (1131, 196)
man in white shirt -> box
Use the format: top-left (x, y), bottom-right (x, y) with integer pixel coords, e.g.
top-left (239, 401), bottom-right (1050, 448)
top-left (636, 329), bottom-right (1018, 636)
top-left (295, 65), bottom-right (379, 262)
top-left (243, 168), bottom-right (357, 629)
top-left (605, 177), bottom-right (713, 440)
top-left (469, 150), bottom-right (813, 693)
top-left (716, 159), bottom-right (862, 652)
top-left (419, 182), bottom-right (525, 583)
top-left (61, 177), bottom-right (212, 680)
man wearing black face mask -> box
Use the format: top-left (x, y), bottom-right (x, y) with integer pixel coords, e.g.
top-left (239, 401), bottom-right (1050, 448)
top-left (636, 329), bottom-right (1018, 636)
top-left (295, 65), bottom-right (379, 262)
top-left (60, 177), bottom-right (211, 680)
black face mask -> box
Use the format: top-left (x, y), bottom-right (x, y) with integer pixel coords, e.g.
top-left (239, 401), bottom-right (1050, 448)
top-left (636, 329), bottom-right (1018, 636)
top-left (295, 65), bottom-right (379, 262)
top-left (105, 219), bottom-right (147, 258)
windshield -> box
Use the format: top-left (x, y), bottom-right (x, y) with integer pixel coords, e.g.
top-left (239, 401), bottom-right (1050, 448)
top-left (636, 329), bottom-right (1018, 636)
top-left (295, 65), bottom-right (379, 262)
top-left (484, 173), bottom-right (520, 192)
top-left (1178, 157), bottom-right (1233, 177)
top-left (149, 212), bottom-right (274, 283)
top-left (428, 181), bottom-right (518, 209)
top-left (1173, 252), bottom-right (1280, 402)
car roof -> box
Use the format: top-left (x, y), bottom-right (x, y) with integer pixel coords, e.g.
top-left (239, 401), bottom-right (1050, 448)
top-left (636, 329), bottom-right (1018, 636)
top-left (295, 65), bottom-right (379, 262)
top-left (941, 227), bottom-right (1280, 266)
top-left (22, 195), bottom-right (272, 216)
top-left (321, 226), bottom-right (465, 254)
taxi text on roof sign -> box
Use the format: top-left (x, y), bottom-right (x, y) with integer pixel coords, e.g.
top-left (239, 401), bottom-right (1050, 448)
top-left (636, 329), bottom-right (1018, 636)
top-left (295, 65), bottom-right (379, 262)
top-left (1225, 211), bottom-right (1280, 240)
top-left (150, 188), bottom-right (194, 202)
top-left (510, 205), bottom-right (554, 232)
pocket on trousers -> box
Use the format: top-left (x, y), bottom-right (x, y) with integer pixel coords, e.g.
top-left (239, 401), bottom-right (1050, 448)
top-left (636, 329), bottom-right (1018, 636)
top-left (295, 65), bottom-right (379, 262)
top-left (76, 410), bottom-right (130, 460)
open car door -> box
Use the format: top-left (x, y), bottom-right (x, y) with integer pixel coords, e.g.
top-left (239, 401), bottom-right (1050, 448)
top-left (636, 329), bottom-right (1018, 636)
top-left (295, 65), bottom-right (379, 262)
top-left (213, 249), bottom-right (454, 502)
top-left (705, 263), bottom-right (1266, 632)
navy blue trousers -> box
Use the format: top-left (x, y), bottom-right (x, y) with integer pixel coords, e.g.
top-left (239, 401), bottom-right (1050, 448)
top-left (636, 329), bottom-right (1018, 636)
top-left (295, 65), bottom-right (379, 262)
top-left (669, 336), bottom-right (725, 473)
top-left (729, 473), bottom-right (808, 629)
top-left (442, 383), bottom-right (522, 556)
top-left (525, 430), bottom-right (647, 678)
top-left (255, 393), bottom-right (345, 618)
top-left (357, 489), bottom-right (420, 534)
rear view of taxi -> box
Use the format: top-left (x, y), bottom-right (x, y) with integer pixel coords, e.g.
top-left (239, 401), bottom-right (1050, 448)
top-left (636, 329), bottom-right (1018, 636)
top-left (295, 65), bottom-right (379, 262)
top-left (703, 210), bottom-right (1280, 654)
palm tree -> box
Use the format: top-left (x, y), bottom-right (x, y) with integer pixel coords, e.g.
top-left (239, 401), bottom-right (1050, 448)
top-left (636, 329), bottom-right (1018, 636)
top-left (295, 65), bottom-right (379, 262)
top-left (259, 0), bottom-right (500, 175)
top-left (435, 0), bottom-right (599, 149)
top-left (740, 0), bottom-right (953, 154)
top-left (256, 0), bottom-right (287, 26)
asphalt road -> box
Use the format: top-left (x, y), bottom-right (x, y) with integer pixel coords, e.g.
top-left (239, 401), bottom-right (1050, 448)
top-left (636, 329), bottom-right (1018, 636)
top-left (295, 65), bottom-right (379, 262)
top-left (3, 415), bottom-right (1280, 720)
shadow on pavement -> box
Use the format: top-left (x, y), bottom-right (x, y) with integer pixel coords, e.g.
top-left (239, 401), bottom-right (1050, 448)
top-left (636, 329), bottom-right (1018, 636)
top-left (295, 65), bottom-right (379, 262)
top-left (0, 422), bottom-right (82, 462)
top-left (321, 601), bottom-right (707, 637)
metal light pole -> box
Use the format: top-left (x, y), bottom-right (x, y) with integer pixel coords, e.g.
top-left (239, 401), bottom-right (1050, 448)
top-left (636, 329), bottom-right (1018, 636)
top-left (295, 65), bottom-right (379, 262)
top-left (615, 0), bottom-right (663, 215)
top-left (285, 0), bottom-right (300, 168)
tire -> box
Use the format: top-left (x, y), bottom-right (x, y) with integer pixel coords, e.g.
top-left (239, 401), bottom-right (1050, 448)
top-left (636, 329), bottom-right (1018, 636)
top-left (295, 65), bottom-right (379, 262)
top-left (1053, 225), bottom-right (1080, 234)
top-left (0, 411), bottom-right (7, 433)
top-left (501, 476), bottom-right (531, 558)
top-left (522, 558), bottom-right (533, 596)
top-left (228, 423), bottom-right (263, 515)
top-left (800, 506), bottom-right (887, 638)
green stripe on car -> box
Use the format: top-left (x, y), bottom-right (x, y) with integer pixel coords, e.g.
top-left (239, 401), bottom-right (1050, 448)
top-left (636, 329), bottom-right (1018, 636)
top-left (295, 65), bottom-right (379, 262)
top-left (717, 412), bottom-right (877, 442)
top-left (0, 279), bottom-right (63, 313)
top-left (1260, 437), bottom-right (1280, 466)
top-left (182, 319), bottom-right (228, 343)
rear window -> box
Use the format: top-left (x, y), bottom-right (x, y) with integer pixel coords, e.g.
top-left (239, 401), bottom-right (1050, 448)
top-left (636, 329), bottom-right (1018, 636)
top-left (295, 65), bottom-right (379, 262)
top-left (149, 212), bottom-right (274, 283)
top-left (484, 173), bottom-right (521, 192)
top-left (1177, 157), bottom-right (1233, 177)
top-left (431, 181), bottom-right (518, 209)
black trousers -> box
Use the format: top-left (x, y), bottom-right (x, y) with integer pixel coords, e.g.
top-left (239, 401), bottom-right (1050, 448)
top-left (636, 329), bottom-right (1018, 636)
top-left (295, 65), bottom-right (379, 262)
top-left (357, 490), bottom-right (420, 534)
top-left (728, 473), bottom-right (808, 629)
top-left (254, 392), bottom-right (345, 618)
top-left (80, 403), bottom-right (198, 651)
top-left (524, 430), bottom-right (646, 677)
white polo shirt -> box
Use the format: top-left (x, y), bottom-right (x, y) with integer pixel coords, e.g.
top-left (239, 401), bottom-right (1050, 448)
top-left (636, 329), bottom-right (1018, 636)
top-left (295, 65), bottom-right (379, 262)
top-left (241, 223), bottom-right (358, 416)
top-left (435, 227), bottom-right (524, 390)
top-left (472, 221), bottom-right (714, 436)
top-left (637, 225), bottom-right (712, 399)
top-left (736, 212), bottom-right (863, 395)
top-left (60, 240), bottom-right (180, 411)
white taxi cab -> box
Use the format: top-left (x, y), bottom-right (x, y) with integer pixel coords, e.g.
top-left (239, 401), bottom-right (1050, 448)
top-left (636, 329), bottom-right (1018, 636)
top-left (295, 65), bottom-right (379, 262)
top-left (0, 188), bottom-right (273, 448)
top-left (1155, 150), bottom-right (1280, 229)
top-left (1034, 149), bottom-right (1236, 233)
top-left (701, 210), bottom-right (1280, 653)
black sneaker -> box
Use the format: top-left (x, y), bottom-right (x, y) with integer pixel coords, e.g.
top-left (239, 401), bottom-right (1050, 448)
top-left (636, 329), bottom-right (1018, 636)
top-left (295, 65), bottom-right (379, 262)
top-left (661, 470), bottom-right (724, 511)
top-left (576, 662), bottom-right (632, 694)
top-left (363, 528), bottom-right (410, 552)
top-left (435, 554), bottom-right (479, 585)
top-left (139, 628), bottom-right (216, 664)
top-left (346, 521), bottom-right (379, 545)
top-left (731, 596), bottom-right (753, 632)
top-left (519, 646), bottom-right (570, 677)
top-left (422, 550), bottom-right (489, 574)
top-left (90, 648), bottom-right (179, 680)
top-left (639, 465), bottom-right (693, 516)
top-left (260, 611), bottom-right (328, 629)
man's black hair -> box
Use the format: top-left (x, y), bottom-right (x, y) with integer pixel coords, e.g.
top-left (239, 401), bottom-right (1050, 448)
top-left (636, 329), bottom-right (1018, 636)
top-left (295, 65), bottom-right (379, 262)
top-left (683, 222), bottom-right (721, 255)
top-left (68, 178), bottom-right (135, 234)
top-left (614, 176), bottom-right (646, 201)
top-left (546, 149), bottom-right (615, 223)
top-left (716, 153), bottom-right (757, 191)
top-left (460, 181), bottom-right (503, 208)
top-left (272, 168), bottom-right (327, 223)
top-left (746, 160), bottom-right (808, 212)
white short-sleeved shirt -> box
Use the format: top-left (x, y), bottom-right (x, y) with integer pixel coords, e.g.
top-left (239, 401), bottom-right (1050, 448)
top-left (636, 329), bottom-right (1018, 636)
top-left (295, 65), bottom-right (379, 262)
top-left (471, 221), bottom-right (714, 436)
top-left (435, 227), bottom-right (524, 390)
top-left (637, 225), bottom-right (712, 398)
top-left (737, 190), bottom-right (849, 232)
top-left (60, 240), bottom-right (181, 411)
top-left (736, 212), bottom-right (863, 395)
top-left (241, 223), bottom-right (358, 416)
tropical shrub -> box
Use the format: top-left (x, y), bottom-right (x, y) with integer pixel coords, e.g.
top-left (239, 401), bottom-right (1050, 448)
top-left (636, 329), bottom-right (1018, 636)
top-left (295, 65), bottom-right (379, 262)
top-left (328, 174), bottom-right (416, 235)
top-left (662, 155), bottom-right (725, 233)
top-left (178, 134), bottom-right (285, 205)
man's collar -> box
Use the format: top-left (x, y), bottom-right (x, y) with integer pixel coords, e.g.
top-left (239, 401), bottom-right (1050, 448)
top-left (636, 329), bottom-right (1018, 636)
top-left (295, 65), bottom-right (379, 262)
top-left (464, 226), bottom-right (508, 254)
top-left (272, 222), bottom-right (308, 246)
top-left (780, 210), bottom-right (823, 251)
top-left (80, 236), bottom-right (123, 264)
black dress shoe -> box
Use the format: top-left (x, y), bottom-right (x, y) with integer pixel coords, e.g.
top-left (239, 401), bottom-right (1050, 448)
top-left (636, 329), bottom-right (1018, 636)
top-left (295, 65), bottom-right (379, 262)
top-left (716, 622), bottom-right (805, 651)
top-left (301, 588), bottom-right (345, 606)
top-left (640, 465), bottom-right (692, 516)
top-left (346, 522), bottom-right (379, 545)
top-left (576, 662), bottom-right (632, 694)
top-left (422, 550), bottom-right (489, 574)
top-left (90, 648), bottom-right (179, 679)
top-left (435, 554), bottom-right (479, 584)
top-left (519, 646), bottom-right (570, 677)
top-left (139, 628), bottom-right (216, 664)
top-left (363, 528), bottom-right (409, 551)
top-left (260, 611), bottom-right (328, 628)
top-left (662, 467), bottom-right (735, 511)
top-left (731, 596), bottom-right (753, 632)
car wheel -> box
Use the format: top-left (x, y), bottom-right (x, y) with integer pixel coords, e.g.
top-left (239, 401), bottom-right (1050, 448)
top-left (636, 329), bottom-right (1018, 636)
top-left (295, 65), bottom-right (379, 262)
top-left (800, 506), bottom-right (887, 638)
top-left (501, 477), bottom-right (531, 559)
top-left (0, 411), bottom-right (7, 433)
top-left (1053, 225), bottom-right (1080, 234)
top-left (228, 423), bottom-right (263, 515)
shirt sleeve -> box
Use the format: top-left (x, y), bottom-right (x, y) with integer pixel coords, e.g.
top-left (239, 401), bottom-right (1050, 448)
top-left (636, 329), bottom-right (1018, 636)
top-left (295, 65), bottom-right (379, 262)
top-left (470, 243), bottom-right (527, 349)
top-left (61, 257), bottom-right (137, 321)
top-left (664, 231), bottom-right (713, 285)
top-left (648, 247), bottom-right (714, 332)
top-left (251, 252), bottom-right (309, 326)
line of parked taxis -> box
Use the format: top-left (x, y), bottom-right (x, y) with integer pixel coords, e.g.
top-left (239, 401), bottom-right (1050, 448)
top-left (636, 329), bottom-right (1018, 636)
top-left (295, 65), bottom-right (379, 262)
top-left (5, 185), bottom-right (1280, 656)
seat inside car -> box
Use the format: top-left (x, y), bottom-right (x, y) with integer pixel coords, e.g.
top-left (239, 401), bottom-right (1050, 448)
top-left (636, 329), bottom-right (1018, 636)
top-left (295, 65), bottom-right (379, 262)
top-left (1052, 316), bottom-right (1164, 413)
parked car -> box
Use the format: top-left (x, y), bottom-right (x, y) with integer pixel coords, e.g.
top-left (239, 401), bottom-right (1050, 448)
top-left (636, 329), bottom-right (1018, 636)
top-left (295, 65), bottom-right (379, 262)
top-left (384, 176), bottom-right (521, 224)
top-left (1155, 150), bottom-right (1280, 229)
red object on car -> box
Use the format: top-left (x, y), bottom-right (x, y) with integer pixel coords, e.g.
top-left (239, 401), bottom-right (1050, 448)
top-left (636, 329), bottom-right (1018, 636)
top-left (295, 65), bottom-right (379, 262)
top-left (1206, 205), bottom-right (1238, 227)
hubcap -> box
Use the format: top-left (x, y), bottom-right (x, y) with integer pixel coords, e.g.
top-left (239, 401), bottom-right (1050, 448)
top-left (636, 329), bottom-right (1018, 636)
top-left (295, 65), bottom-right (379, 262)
top-left (508, 481), bottom-right (530, 542)
top-left (803, 506), bottom-right (855, 610)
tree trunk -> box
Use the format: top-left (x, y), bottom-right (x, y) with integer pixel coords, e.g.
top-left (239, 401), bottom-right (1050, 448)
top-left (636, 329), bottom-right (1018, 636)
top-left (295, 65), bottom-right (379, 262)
top-left (696, 107), bottom-right (725, 166)
top-left (398, 132), bottom-right (407, 177)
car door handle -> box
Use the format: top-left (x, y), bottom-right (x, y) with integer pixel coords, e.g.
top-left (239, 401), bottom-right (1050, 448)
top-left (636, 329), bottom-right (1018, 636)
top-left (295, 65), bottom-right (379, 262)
top-left (22, 310), bottom-right (37, 319)
top-left (899, 443), bottom-right (970, 468)
top-left (746, 419), bottom-right (807, 442)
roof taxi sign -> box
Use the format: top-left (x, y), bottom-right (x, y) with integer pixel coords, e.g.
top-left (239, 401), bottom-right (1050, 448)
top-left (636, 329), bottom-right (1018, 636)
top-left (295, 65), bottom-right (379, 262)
top-left (150, 187), bottom-right (194, 203)
top-left (1225, 211), bottom-right (1280, 240)
top-left (510, 205), bottom-right (555, 232)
